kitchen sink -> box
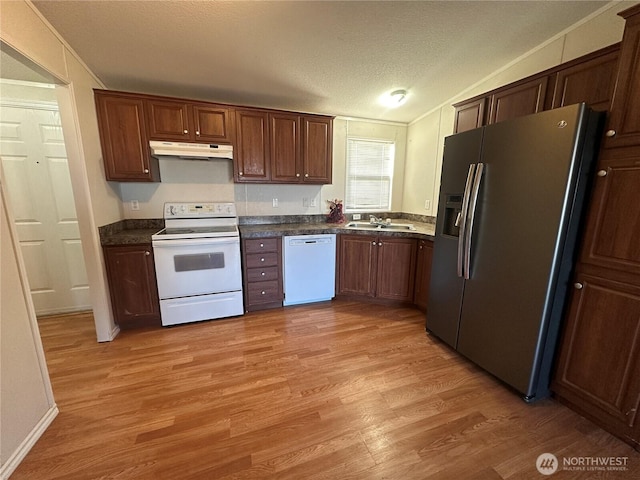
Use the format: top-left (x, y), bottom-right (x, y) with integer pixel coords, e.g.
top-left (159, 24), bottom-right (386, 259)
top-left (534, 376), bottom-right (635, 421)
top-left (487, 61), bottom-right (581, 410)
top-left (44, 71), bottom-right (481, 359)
top-left (345, 221), bottom-right (417, 231)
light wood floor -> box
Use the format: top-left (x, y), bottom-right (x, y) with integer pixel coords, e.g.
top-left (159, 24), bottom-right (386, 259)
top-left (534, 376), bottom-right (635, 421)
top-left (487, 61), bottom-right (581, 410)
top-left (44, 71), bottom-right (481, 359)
top-left (13, 300), bottom-right (639, 479)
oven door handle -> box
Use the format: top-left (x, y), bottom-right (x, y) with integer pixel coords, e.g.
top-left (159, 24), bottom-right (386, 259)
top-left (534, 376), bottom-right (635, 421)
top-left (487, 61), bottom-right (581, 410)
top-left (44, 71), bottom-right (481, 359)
top-left (152, 237), bottom-right (240, 248)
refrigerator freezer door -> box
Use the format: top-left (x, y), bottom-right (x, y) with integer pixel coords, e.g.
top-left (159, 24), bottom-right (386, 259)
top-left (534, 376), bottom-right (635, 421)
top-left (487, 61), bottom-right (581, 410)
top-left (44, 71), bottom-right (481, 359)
top-left (455, 104), bottom-right (590, 398)
top-left (427, 128), bottom-right (483, 348)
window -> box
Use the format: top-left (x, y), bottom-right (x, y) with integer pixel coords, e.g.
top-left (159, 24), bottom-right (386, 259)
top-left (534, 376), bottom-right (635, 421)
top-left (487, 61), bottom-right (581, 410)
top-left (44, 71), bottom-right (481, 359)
top-left (345, 138), bottom-right (395, 211)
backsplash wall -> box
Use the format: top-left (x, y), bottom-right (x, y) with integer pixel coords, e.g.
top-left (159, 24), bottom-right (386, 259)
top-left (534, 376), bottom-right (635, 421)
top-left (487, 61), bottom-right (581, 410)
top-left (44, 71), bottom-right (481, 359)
top-left (119, 157), bottom-right (331, 218)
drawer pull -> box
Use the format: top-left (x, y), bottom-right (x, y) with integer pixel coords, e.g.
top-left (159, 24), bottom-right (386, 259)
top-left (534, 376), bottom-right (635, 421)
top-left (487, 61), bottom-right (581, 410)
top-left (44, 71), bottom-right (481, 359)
top-left (574, 282), bottom-right (583, 290)
top-left (260, 243), bottom-right (264, 247)
top-left (261, 258), bottom-right (265, 262)
top-left (261, 291), bottom-right (266, 295)
top-left (261, 272), bottom-right (266, 276)
top-left (596, 170), bottom-right (607, 177)
top-left (605, 129), bottom-right (616, 138)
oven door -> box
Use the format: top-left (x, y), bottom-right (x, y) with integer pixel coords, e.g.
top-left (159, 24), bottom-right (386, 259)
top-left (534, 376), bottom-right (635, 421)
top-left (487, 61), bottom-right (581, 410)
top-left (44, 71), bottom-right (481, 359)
top-left (152, 237), bottom-right (242, 299)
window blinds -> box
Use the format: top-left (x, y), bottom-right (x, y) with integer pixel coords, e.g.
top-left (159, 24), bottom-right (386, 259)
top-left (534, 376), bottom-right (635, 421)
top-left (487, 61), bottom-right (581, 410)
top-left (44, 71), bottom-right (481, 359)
top-left (345, 138), bottom-right (395, 211)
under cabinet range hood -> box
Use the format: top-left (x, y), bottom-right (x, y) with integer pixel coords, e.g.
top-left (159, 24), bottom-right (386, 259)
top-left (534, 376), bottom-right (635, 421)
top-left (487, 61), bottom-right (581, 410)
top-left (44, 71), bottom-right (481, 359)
top-left (149, 141), bottom-right (233, 160)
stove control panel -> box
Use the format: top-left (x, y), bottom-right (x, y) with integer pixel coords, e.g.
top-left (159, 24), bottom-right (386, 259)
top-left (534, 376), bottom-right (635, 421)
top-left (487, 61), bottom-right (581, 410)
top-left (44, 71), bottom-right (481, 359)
top-left (163, 202), bottom-right (237, 218)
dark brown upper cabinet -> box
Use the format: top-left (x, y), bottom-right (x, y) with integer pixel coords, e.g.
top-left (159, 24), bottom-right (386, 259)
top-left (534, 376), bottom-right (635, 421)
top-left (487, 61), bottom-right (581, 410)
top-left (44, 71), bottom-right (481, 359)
top-left (94, 90), bottom-right (159, 182)
top-left (603, 5), bottom-right (640, 149)
top-left (550, 47), bottom-right (619, 112)
top-left (488, 76), bottom-right (548, 125)
top-left (234, 109), bottom-right (271, 182)
top-left (453, 98), bottom-right (487, 133)
top-left (234, 109), bottom-right (333, 184)
top-left (146, 99), bottom-right (234, 144)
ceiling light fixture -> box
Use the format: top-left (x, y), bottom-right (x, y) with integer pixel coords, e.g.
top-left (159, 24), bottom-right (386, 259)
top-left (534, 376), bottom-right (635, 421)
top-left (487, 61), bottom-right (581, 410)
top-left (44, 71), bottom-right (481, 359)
top-left (380, 89), bottom-right (409, 108)
top-left (390, 89), bottom-right (407, 105)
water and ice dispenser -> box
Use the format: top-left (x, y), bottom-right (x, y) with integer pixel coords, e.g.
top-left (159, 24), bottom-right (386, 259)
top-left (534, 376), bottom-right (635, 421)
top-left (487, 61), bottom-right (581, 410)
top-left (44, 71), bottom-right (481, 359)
top-left (443, 194), bottom-right (463, 237)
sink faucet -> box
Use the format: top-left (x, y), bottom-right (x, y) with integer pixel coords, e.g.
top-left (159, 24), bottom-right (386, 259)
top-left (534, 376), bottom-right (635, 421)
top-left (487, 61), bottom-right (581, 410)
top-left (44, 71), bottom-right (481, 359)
top-left (369, 215), bottom-right (391, 227)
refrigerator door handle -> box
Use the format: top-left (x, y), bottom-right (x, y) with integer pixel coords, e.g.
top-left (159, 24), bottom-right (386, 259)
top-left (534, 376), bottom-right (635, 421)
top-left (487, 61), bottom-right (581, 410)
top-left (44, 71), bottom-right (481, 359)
top-left (457, 163), bottom-right (477, 277)
top-left (464, 162), bottom-right (484, 279)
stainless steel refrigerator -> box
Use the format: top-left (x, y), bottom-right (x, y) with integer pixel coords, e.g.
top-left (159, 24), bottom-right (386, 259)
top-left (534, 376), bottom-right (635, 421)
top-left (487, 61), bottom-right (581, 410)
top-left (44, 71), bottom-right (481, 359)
top-left (427, 103), bottom-right (603, 402)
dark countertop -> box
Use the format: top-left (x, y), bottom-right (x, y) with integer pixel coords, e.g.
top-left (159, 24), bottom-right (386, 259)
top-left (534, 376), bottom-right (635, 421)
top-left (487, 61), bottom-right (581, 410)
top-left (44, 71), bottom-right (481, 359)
top-left (99, 219), bottom-right (164, 246)
top-left (239, 220), bottom-right (435, 240)
top-left (99, 216), bottom-right (435, 246)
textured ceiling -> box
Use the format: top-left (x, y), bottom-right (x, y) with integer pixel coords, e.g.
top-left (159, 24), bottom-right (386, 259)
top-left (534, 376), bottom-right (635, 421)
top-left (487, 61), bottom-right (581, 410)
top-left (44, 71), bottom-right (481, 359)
top-left (30, 0), bottom-right (616, 123)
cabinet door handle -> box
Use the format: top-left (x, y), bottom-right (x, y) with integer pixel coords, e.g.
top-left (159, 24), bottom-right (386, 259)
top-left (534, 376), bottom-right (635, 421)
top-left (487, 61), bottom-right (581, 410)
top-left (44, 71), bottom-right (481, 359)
top-left (574, 282), bottom-right (583, 290)
top-left (304, 173), bottom-right (309, 178)
top-left (597, 170), bottom-right (607, 177)
top-left (372, 241), bottom-right (377, 246)
top-left (183, 129), bottom-right (188, 134)
top-left (296, 173), bottom-right (300, 177)
top-left (144, 168), bottom-right (149, 174)
top-left (605, 129), bottom-right (616, 138)
top-left (196, 130), bottom-right (200, 136)
top-left (378, 242), bottom-right (383, 247)
top-left (145, 251), bottom-right (150, 256)
top-left (239, 172), bottom-right (244, 176)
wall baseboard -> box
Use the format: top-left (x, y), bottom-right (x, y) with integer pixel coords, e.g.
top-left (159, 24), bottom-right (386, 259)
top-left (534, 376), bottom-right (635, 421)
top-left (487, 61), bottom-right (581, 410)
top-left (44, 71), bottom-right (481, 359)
top-left (0, 405), bottom-right (58, 480)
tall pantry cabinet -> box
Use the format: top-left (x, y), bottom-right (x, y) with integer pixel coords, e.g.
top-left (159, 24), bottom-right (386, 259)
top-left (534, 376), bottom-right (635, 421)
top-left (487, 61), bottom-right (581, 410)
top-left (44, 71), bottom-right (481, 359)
top-left (552, 4), bottom-right (640, 451)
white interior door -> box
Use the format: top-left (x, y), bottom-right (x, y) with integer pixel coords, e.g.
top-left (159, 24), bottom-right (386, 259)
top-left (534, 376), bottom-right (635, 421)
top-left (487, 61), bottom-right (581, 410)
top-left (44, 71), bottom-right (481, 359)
top-left (0, 104), bottom-right (90, 315)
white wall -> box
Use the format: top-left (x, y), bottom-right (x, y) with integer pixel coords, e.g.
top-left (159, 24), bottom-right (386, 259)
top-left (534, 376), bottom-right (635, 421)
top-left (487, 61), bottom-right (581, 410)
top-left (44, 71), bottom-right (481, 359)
top-left (0, 180), bottom-right (57, 478)
top-left (120, 117), bottom-right (408, 219)
top-left (403, 1), bottom-right (629, 217)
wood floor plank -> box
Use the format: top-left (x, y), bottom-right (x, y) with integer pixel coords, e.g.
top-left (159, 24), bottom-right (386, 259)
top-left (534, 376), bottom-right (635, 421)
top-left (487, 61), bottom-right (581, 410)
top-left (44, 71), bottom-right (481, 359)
top-left (11, 302), bottom-right (640, 479)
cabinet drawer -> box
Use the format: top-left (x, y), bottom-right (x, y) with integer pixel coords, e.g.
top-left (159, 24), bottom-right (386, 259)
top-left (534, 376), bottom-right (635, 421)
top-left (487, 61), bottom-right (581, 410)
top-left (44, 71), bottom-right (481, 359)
top-left (246, 266), bottom-right (280, 282)
top-left (247, 280), bottom-right (281, 304)
top-left (245, 252), bottom-right (279, 268)
top-left (244, 237), bottom-right (279, 253)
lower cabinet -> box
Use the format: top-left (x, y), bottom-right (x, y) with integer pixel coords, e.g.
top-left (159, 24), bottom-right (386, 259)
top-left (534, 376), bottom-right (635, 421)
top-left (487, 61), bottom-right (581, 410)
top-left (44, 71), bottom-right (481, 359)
top-left (337, 234), bottom-right (417, 303)
top-left (103, 244), bottom-right (161, 329)
top-left (413, 239), bottom-right (434, 311)
top-left (242, 237), bottom-right (283, 311)
top-left (552, 273), bottom-right (640, 449)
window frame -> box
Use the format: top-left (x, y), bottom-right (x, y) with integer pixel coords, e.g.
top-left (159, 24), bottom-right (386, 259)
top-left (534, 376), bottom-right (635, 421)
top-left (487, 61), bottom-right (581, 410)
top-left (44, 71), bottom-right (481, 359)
top-left (344, 136), bottom-right (395, 213)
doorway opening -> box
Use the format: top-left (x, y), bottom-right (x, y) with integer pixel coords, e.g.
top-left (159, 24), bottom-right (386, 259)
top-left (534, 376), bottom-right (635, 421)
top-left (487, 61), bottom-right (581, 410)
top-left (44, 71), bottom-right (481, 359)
top-left (0, 46), bottom-right (91, 317)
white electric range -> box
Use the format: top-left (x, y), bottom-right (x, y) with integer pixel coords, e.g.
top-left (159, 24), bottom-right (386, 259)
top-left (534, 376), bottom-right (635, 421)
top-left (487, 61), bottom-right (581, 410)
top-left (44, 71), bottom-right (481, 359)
top-left (151, 202), bottom-right (244, 326)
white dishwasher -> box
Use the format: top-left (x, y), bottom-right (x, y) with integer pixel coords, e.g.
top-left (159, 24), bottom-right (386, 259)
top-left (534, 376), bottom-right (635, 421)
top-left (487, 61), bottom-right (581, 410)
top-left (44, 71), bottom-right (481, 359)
top-left (283, 234), bottom-right (336, 306)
